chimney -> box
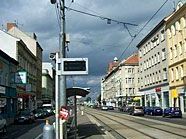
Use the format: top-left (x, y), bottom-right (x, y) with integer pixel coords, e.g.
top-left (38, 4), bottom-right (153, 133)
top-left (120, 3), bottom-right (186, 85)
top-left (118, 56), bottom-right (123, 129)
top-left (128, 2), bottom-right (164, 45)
top-left (7, 23), bottom-right (17, 31)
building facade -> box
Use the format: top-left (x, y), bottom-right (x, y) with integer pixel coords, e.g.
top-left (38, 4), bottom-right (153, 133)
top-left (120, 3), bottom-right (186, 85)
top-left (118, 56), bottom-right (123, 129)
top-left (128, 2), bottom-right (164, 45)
top-left (137, 19), bottom-right (169, 108)
top-left (7, 23), bottom-right (43, 109)
top-left (101, 54), bottom-right (139, 107)
top-left (0, 29), bottom-right (37, 110)
top-left (42, 62), bottom-right (55, 106)
top-left (166, 3), bottom-right (186, 112)
top-left (0, 50), bottom-right (18, 124)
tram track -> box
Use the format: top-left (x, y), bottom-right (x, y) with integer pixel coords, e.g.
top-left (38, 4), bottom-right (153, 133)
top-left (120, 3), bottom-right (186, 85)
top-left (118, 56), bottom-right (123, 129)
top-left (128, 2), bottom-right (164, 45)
top-left (85, 109), bottom-right (186, 139)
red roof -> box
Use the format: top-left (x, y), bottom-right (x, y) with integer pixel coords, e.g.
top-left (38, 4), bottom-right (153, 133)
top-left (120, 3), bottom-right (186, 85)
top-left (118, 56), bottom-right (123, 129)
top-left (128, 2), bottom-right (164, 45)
top-left (123, 53), bottom-right (139, 64)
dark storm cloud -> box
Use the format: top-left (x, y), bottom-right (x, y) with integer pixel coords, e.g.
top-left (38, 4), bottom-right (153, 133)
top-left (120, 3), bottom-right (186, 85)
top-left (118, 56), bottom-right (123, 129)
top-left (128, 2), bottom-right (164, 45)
top-left (0, 0), bottom-right (182, 96)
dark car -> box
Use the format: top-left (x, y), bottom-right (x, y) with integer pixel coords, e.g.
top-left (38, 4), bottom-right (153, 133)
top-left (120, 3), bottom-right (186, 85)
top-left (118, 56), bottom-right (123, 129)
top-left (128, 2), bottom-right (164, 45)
top-left (147, 107), bottom-right (163, 116)
top-left (143, 106), bottom-right (152, 115)
top-left (33, 109), bottom-right (44, 119)
top-left (129, 106), bottom-right (144, 116)
top-left (163, 107), bottom-right (182, 118)
top-left (14, 110), bottom-right (35, 124)
top-left (108, 106), bottom-right (114, 110)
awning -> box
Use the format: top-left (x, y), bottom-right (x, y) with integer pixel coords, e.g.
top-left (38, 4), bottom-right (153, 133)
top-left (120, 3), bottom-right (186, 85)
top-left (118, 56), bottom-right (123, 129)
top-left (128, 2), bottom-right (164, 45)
top-left (66, 87), bottom-right (90, 98)
top-left (133, 97), bottom-right (141, 101)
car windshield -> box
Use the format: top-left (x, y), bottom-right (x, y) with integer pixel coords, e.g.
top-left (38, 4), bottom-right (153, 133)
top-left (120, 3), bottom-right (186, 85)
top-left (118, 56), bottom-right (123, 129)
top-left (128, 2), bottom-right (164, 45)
top-left (171, 107), bottom-right (180, 111)
top-left (135, 107), bottom-right (143, 109)
top-left (20, 110), bottom-right (30, 115)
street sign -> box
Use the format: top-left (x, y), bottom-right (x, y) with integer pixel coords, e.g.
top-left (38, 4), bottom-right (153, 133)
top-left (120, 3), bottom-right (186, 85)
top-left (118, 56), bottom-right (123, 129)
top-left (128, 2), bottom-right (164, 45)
top-left (61, 58), bottom-right (88, 75)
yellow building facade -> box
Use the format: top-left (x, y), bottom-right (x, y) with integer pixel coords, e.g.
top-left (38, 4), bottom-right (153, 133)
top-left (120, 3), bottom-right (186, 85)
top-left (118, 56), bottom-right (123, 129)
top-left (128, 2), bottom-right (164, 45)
top-left (166, 3), bottom-right (186, 112)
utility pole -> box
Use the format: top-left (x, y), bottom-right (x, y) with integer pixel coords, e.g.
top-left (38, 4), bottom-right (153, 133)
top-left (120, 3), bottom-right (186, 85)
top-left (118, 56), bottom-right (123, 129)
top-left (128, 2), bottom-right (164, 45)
top-left (50, 0), bottom-right (67, 138)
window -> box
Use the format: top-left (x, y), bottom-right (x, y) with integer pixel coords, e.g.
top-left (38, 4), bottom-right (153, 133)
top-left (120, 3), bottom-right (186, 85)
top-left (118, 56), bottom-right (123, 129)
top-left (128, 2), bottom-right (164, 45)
top-left (171, 25), bottom-right (176, 36)
top-left (171, 69), bottom-right (174, 82)
top-left (157, 52), bottom-right (160, 63)
top-left (179, 41), bottom-right (183, 55)
top-left (162, 48), bottom-right (166, 60)
top-left (174, 45), bottom-right (178, 58)
top-left (170, 47), bottom-right (173, 59)
top-left (154, 54), bottom-right (157, 64)
top-left (125, 78), bottom-right (128, 84)
top-left (139, 50), bottom-right (142, 58)
top-left (176, 67), bottom-right (179, 80)
top-left (180, 17), bottom-right (186, 29)
top-left (180, 65), bottom-right (184, 78)
top-left (161, 30), bottom-right (165, 41)
top-left (156, 35), bottom-right (160, 45)
top-left (167, 28), bottom-right (171, 39)
top-left (146, 60), bottom-right (149, 69)
top-left (163, 68), bottom-right (167, 80)
top-left (152, 73), bottom-right (155, 83)
top-left (152, 56), bottom-right (154, 66)
top-left (149, 58), bottom-right (151, 67)
top-left (175, 21), bottom-right (181, 31)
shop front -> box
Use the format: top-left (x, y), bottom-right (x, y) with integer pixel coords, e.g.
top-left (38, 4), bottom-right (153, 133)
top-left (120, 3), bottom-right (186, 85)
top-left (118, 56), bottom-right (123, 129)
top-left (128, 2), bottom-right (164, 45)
top-left (0, 85), bottom-right (17, 124)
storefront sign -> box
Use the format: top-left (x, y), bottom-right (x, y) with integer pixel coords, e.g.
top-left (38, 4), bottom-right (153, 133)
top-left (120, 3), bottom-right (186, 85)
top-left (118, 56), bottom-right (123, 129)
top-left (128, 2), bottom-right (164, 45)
top-left (15, 71), bottom-right (27, 84)
top-left (155, 87), bottom-right (161, 92)
top-left (0, 86), bottom-right (5, 94)
top-left (171, 89), bottom-right (178, 98)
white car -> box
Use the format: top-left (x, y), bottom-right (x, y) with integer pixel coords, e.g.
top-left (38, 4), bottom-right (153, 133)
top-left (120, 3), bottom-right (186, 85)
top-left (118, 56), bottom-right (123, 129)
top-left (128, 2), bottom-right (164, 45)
top-left (0, 115), bottom-right (7, 133)
top-left (101, 106), bottom-right (108, 110)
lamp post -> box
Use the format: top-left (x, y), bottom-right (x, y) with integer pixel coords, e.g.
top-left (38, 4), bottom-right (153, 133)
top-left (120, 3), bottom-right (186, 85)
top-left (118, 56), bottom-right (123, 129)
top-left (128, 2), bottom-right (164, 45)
top-left (50, 0), bottom-right (67, 138)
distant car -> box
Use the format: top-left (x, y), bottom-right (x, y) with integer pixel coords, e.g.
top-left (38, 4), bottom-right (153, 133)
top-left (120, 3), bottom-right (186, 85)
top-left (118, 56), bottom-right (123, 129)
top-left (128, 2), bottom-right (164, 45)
top-left (101, 106), bottom-right (108, 110)
top-left (14, 110), bottom-right (35, 124)
top-left (163, 107), bottom-right (182, 118)
top-left (145, 107), bottom-right (163, 116)
top-left (108, 106), bottom-right (114, 110)
top-left (0, 115), bottom-right (7, 134)
top-left (129, 106), bottom-right (144, 116)
top-left (33, 109), bottom-right (44, 119)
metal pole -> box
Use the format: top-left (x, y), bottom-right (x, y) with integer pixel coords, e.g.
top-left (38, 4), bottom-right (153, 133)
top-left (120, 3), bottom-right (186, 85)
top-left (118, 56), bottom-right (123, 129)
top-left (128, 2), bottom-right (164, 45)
top-left (59, 0), bottom-right (66, 107)
top-left (59, 0), bottom-right (67, 138)
top-left (55, 53), bottom-right (59, 139)
top-left (74, 95), bottom-right (77, 138)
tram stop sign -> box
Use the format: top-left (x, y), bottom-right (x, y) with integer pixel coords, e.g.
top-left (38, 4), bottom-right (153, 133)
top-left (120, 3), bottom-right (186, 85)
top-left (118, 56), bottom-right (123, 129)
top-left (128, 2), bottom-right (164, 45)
top-left (61, 58), bottom-right (88, 75)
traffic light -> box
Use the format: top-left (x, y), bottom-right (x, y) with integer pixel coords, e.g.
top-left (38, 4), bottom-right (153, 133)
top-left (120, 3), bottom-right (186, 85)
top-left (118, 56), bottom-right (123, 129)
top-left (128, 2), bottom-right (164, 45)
top-left (50, 0), bottom-right (56, 4)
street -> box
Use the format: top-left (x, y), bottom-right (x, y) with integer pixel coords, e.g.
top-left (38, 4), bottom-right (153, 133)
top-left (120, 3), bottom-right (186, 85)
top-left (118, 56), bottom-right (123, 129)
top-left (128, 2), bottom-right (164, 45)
top-left (0, 116), bottom-right (55, 139)
top-left (83, 107), bottom-right (186, 139)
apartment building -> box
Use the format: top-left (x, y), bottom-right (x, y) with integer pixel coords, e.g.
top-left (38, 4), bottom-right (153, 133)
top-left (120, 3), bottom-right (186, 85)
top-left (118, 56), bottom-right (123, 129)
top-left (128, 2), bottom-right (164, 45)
top-left (7, 23), bottom-right (43, 107)
top-left (101, 54), bottom-right (139, 107)
top-left (166, 2), bottom-right (186, 112)
top-left (42, 62), bottom-right (55, 106)
top-left (136, 19), bottom-right (169, 108)
top-left (0, 29), bottom-right (37, 110)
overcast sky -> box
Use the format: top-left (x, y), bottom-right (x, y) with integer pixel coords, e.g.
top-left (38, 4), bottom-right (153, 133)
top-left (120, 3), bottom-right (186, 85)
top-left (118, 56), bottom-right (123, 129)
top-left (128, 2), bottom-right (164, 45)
top-left (0, 0), bottom-right (183, 99)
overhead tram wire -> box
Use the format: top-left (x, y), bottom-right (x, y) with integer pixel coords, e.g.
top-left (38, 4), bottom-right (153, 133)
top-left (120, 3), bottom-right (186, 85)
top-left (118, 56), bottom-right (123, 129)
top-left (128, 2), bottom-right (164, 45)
top-left (118, 0), bottom-right (169, 61)
top-left (65, 6), bottom-right (137, 38)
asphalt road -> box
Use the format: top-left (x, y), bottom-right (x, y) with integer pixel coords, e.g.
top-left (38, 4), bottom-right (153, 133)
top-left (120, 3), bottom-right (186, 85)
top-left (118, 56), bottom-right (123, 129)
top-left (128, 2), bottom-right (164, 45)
top-left (0, 116), bottom-right (55, 139)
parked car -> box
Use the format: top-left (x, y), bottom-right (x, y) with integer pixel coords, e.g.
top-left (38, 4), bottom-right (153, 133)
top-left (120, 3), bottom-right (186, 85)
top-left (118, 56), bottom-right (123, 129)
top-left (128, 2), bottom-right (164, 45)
top-left (163, 107), bottom-right (182, 118)
top-left (108, 106), bottom-right (114, 110)
top-left (101, 106), bottom-right (108, 111)
top-left (143, 106), bottom-right (151, 115)
top-left (0, 115), bottom-right (7, 134)
top-left (33, 109), bottom-right (44, 119)
top-left (14, 110), bottom-right (35, 124)
top-left (145, 107), bottom-right (163, 116)
top-left (129, 106), bottom-right (144, 116)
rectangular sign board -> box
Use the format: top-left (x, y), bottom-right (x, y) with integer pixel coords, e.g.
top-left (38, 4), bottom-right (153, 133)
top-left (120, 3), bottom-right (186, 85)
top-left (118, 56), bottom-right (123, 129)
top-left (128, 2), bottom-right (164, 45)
top-left (61, 58), bottom-right (88, 75)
